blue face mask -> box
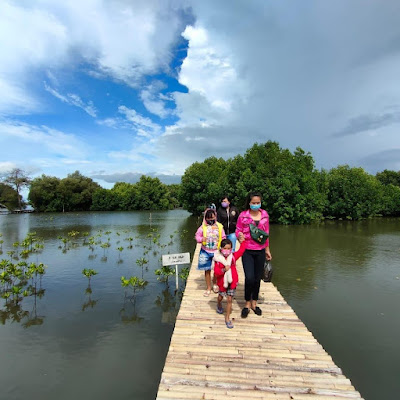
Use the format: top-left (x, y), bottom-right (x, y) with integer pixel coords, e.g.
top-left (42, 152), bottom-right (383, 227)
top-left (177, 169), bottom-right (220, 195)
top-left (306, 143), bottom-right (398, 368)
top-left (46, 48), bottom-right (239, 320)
top-left (250, 204), bottom-right (261, 210)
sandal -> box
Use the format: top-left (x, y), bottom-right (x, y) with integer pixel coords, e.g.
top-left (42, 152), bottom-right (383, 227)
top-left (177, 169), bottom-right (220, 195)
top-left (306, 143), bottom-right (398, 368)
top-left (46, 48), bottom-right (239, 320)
top-left (241, 307), bottom-right (250, 318)
top-left (216, 305), bottom-right (223, 314)
top-left (212, 284), bottom-right (219, 293)
top-left (203, 290), bottom-right (211, 297)
top-left (225, 320), bottom-right (234, 329)
top-left (252, 306), bottom-right (262, 316)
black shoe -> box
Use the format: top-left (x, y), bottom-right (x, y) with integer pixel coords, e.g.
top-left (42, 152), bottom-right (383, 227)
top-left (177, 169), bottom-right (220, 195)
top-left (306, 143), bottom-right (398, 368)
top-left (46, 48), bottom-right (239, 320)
top-left (252, 306), bottom-right (262, 316)
top-left (241, 307), bottom-right (250, 318)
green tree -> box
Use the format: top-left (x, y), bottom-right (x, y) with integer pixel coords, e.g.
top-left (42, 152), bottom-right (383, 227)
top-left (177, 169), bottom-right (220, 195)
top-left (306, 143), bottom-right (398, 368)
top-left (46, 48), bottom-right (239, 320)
top-left (91, 188), bottom-right (119, 211)
top-left (376, 170), bottom-right (400, 187)
top-left (58, 171), bottom-right (100, 211)
top-left (2, 168), bottom-right (31, 210)
top-left (0, 183), bottom-right (20, 210)
top-left (28, 175), bottom-right (61, 212)
top-left (379, 184), bottom-right (400, 216)
top-left (111, 182), bottom-right (138, 210)
top-left (325, 165), bottom-right (381, 220)
top-left (134, 175), bottom-right (173, 210)
top-left (180, 157), bottom-right (229, 214)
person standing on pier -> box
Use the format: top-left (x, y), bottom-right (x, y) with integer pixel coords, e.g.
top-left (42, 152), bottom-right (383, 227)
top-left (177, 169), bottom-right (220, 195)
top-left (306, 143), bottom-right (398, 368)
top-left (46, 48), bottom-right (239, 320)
top-left (236, 192), bottom-right (272, 318)
top-left (217, 196), bottom-right (239, 253)
top-left (195, 208), bottom-right (226, 297)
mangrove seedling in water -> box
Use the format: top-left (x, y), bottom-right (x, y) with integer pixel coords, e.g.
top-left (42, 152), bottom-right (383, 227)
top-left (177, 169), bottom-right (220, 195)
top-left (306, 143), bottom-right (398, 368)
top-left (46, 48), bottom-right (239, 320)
top-left (155, 265), bottom-right (175, 284)
top-left (120, 276), bottom-right (148, 301)
top-left (136, 257), bottom-right (148, 279)
top-left (82, 268), bottom-right (98, 285)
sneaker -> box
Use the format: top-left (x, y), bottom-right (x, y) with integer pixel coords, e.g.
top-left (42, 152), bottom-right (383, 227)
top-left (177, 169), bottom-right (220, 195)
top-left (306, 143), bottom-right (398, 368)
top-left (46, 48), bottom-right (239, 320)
top-left (216, 305), bottom-right (223, 314)
top-left (241, 307), bottom-right (250, 318)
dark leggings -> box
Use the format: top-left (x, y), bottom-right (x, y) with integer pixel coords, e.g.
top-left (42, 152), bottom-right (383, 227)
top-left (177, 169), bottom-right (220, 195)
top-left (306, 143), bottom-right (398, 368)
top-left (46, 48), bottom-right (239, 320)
top-left (242, 249), bottom-right (266, 302)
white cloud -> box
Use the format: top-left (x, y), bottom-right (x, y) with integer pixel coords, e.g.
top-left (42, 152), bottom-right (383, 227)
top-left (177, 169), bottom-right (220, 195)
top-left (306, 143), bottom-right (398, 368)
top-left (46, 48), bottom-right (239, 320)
top-left (44, 82), bottom-right (97, 117)
top-left (140, 82), bottom-right (169, 118)
top-left (0, 0), bottom-right (185, 114)
top-left (0, 161), bottom-right (17, 173)
top-left (0, 120), bottom-right (88, 159)
top-left (118, 105), bottom-right (162, 136)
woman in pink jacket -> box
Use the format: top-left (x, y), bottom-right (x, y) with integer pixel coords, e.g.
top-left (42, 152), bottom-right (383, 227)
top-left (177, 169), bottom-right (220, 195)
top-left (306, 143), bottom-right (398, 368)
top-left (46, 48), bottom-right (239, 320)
top-left (236, 192), bottom-right (272, 318)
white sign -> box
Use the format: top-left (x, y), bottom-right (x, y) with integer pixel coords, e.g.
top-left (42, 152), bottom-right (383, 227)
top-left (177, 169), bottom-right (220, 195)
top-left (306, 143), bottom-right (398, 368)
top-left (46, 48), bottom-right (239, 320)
top-left (162, 252), bottom-right (190, 266)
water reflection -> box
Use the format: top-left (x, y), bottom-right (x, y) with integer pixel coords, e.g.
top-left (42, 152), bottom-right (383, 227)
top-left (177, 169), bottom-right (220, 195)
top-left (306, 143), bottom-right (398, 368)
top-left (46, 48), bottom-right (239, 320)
top-left (81, 286), bottom-right (98, 312)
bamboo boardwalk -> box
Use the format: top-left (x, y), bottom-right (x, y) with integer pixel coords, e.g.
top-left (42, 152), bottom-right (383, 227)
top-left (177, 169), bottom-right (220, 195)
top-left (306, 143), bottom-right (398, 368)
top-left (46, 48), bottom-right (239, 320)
top-left (156, 244), bottom-right (364, 400)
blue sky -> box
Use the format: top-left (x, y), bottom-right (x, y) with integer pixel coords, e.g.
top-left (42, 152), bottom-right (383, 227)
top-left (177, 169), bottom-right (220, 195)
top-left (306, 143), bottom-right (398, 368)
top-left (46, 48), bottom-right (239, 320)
top-left (1, 0), bottom-right (400, 189)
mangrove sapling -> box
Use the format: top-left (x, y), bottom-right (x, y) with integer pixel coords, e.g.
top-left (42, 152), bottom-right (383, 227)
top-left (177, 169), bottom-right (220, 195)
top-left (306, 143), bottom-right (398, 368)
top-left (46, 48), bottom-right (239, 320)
top-left (120, 276), bottom-right (148, 303)
top-left (117, 247), bottom-right (124, 258)
top-left (125, 237), bottom-right (134, 249)
top-left (154, 265), bottom-right (175, 285)
top-left (136, 257), bottom-right (149, 279)
top-left (7, 250), bottom-right (15, 260)
top-left (82, 268), bottom-right (98, 286)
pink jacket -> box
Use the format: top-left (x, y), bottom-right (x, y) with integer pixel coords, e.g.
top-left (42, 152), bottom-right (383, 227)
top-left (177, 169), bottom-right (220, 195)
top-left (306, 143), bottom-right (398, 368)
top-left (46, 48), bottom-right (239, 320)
top-left (235, 209), bottom-right (270, 250)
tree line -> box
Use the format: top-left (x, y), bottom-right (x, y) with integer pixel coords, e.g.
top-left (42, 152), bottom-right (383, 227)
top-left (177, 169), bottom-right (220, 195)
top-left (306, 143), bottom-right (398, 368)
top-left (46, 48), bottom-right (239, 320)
top-left (1, 141), bottom-right (400, 222)
top-left (180, 141), bottom-right (400, 223)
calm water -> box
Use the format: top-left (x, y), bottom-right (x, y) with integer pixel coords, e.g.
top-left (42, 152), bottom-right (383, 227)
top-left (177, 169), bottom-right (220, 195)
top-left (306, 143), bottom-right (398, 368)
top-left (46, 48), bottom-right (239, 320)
top-left (0, 211), bottom-right (399, 400)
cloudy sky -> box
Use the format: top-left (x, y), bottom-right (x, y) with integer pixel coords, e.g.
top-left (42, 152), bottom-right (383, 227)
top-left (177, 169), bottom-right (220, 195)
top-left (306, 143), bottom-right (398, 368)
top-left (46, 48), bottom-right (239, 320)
top-left (1, 0), bottom-right (400, 187)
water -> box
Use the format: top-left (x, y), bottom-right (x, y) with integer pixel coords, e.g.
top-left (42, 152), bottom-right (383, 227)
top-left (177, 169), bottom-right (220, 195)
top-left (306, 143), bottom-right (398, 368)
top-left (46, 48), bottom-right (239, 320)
top-left (1, 212), bottom-right (399, 400)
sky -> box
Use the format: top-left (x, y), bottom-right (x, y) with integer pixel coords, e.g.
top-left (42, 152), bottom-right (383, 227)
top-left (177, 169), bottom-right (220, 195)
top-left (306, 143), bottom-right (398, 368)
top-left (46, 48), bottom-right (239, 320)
top-left (1, 0), bottom-right (400, 189)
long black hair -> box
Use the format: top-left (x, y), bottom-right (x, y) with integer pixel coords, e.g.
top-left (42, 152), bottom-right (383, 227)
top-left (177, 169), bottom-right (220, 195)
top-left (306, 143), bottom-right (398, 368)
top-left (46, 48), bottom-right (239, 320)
top-left (245, 191), bottom-right (262, 210)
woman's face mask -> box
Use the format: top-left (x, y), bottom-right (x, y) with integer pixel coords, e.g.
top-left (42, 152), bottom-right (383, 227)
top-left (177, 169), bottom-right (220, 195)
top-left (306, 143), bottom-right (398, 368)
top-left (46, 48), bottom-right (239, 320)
top-left (221, 248), bottom-right (232, 257)
top-left (221, 201), bottom-right (229, 208)
top-left (250, 204), bottom-right (261, 210)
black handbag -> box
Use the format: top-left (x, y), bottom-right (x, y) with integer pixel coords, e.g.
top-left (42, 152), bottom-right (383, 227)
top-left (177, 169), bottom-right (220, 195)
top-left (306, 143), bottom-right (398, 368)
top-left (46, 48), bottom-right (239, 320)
top-left (262, 260), bottom-right (273, 282)
top-left (249, 223), bottom-right (269, 245)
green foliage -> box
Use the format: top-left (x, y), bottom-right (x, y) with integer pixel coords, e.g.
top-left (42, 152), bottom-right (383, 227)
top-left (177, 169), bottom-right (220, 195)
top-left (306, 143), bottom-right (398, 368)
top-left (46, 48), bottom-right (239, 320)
top-left (181, 142), bottom-right (326, 223)
top-left (180, 156), bottom-right (229, 214)
top-left (1, 168), bottom-right (31, 210)
top-left (325, 165), bottom-right (382, 220)
top-left (29, 171), bottom-right (100, 212)
top-left (28, 175), bottom-right (61, 212)
top-left (379, 184), bottom-right (400, 216)
top-left (0, 183), bottom-right (20, 210)
top-left (376, 170), bottom-right (400, 187)
top-left (179, 141), bottom-right (400, 222)
top-left (82, 268), bottom-right (98, 282)
top-left (154, 265), bottom-right (175, 282)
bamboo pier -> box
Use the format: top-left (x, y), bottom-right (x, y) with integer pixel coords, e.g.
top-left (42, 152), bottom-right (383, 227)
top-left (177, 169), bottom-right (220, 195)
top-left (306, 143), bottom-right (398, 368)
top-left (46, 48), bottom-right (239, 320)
top-left (156, 244), bottom-right (364, 400)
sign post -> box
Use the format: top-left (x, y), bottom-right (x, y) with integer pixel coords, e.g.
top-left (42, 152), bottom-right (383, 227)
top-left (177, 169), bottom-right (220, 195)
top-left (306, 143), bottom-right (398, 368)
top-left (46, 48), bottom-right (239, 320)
top-left (162, 252), bottom-right (191, 289)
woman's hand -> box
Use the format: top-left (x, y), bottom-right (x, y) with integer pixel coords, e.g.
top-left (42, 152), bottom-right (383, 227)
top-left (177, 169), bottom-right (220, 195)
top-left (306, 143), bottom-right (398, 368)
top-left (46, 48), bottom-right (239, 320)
top-left (265, 247), bottom-right (272, 261)
top-left (238, 232), bottom-right (245, 243)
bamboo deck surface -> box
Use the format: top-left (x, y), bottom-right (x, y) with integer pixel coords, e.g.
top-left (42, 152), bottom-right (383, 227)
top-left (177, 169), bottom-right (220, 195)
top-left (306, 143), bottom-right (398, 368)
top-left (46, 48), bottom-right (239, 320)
top-left (156, 244), bottom-right (364, 400)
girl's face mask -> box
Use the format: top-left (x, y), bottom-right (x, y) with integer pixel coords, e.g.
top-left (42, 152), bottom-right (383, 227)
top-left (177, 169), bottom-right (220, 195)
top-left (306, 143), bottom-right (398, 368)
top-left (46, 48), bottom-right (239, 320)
top-left (221, 249), bottom-right (232, 257)
top-left (206, 219), bottom-right (215, 225)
